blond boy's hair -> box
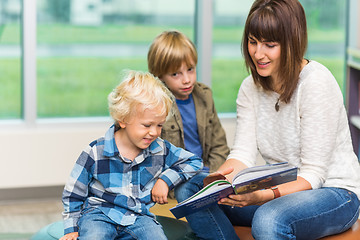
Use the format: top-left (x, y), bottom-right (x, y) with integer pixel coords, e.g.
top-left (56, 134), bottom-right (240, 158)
top-left (108, 70), bottom-right (174, 124)
top-left (147, 30), bottom-right (197, 78)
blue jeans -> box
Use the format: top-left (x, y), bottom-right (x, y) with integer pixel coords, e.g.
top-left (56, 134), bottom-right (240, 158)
top-left (175, 172), bottom-right (240, 240)
top-left (175, 172), bottom-right (360, 240)
top-left (77, 208), bottom-right (167, 240)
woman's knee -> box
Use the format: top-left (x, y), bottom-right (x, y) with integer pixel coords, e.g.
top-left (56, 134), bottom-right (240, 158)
top-left (251, 202), bottom-right (291, 238)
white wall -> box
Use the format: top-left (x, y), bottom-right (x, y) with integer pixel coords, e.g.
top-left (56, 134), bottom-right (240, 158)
top-left (0, 117), bottom-right (237, 189)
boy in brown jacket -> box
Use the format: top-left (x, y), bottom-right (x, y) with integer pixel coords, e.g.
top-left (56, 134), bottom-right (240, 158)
top-left (147, 30), bottom-right (229, 173)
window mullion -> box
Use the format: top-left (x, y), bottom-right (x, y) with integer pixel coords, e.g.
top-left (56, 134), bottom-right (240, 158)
top-left (22, 0), bottom-right (37, 125)
top-left (195, 0), bottom-right (213, 87)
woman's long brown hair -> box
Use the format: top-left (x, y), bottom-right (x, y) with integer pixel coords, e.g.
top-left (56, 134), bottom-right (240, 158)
top-left (242, 0), bottom-right (308, 103)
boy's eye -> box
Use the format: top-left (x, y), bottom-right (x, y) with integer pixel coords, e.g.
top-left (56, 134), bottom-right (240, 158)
top-left (171, 72), bottom-right (178, 77)
top-left (143, 124), bottom-right (151, 128)
top-left (188, 67), bottom-right (194, 72)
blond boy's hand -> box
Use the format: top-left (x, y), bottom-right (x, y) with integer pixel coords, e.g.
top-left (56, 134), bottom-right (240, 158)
top-left (151, 179), bottom-right (169, 204)
top-left (59, 232), bottom-right (78, 240)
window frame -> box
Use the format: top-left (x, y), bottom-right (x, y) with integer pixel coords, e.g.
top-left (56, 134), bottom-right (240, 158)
top-left (0, 0), bottom-right (349, 127)
top-left (0, 0), bottom-right (213, 129)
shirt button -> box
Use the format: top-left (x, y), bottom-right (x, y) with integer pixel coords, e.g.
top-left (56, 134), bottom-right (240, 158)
top-left (138, 209), bottom-right (142, 213)
top-left (131, 214), bottom-right (135, 216)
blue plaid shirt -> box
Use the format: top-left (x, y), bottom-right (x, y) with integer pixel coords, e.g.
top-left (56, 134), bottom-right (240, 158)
top-left (62, 125), bottom-right (203, 234)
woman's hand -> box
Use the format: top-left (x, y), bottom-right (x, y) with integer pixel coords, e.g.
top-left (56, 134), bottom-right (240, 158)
top-left (151, 179), bottom-right (169, 204)
top-left (59, 232), bottom-right (79, 240)
top-left (218, 189), bottom-right (271, 207)
top-left (219, 176), bottom-right (313, 208)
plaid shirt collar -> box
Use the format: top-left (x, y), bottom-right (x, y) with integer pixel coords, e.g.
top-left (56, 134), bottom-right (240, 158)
top-left (103, 124), bottom-right (163, 158)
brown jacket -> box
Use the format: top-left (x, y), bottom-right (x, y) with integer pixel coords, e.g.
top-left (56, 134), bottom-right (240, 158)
top-left (161, 82), bottom-right (230, 172)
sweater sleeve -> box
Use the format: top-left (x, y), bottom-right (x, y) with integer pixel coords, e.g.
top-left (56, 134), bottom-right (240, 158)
top-left (296, 63), bottom-right (344, 189)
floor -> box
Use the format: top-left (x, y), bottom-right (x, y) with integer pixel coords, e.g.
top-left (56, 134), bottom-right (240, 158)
top-left (0, 197), bottom-right (180, 240)
top-left (0, 198), bottom-right (63, 240)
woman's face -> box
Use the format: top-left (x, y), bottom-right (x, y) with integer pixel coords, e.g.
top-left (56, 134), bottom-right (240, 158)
top-left (248, 35), bottom-right (281, 82)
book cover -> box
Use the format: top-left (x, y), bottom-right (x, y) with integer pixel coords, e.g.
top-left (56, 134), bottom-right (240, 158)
top-left (170, 162), bottom-right (297, 219)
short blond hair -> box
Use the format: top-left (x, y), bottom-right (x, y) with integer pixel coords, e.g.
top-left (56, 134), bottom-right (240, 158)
top-left (108, 70), bottom-right (174, 124)
top-left (147, 30), bottom-right (197, 78)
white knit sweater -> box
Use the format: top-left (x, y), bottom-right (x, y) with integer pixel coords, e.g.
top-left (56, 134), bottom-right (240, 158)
top-left (228, 60), bottom-right (360, 198)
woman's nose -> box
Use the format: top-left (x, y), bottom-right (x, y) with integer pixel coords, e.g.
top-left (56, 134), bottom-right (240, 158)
top-left (254, 44), bottom-right (265, 59)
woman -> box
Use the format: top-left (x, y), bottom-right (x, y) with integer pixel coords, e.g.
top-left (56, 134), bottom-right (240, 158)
top-left (176, 0), bottom-right (360, 239)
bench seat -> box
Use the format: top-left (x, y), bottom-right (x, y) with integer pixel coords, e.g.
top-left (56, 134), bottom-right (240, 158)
top-left (234, 219), bottom-right (360, 240)
top-left (31, 218), bottom-right (360, 240)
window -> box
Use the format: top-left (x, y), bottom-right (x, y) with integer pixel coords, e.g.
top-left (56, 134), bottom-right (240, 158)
top-left (0, 0), bottom-right (349, 121)
top-left (302, 0), bottom-right (346, 95)
top-left (212, 0), bottom-right (347, 113)
top-left (0, 0), bottom-right (22, 119)
top-left (212, 0), bottom-right (253, 113)
top-left (36, 0), bottom-right (195, 118)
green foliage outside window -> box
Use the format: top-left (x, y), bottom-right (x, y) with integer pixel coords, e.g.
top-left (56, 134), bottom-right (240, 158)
top-left (0, 24), bottom-right (345, 117)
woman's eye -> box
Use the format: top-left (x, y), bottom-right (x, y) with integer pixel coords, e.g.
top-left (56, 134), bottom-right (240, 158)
top-left (266, 42), bottom-right (278, 48)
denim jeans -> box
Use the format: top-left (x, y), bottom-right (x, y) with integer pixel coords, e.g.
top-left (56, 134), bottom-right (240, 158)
top-left (77, 207), bottom-right (167, 240)
top-left (175, 172), bottom-right (240, 240)
top-left (174, 172), bottom-right (360, 240)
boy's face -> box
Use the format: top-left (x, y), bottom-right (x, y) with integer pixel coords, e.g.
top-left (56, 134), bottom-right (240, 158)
top-left (160, 61), bottom-right (196, 100)
top-left (118, 106), bottom-right (166, 151)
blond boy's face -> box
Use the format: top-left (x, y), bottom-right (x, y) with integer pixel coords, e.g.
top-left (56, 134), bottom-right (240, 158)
top-left (118, 106), bottom-right (166, 151)
top-left (160, 61), bottom-right (196, 100)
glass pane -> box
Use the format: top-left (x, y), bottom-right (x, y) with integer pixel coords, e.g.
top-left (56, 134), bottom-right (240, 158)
top-left (212, 0), bottom-right (253, 113)
top-left (212, 0), bottom-right (347, 113)
top-left (301, 0), bottom-right (346, 92)
top-left (348, 0), bottom-right (360, 49)
top-left (0, 0), bottom-right (22, 119)
top-left (37, 0), bottom-right (195, 118)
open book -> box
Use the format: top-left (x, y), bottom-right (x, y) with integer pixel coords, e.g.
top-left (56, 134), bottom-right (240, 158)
top-left (170, 162), bottom-right (297, 219)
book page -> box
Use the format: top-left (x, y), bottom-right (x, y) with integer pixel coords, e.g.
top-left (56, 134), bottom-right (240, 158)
top-left (177, 180), bottom-right (231, 205)
top-left (170, 162), bottom-right (297, 219)
top-left (232, 163), bottom-right (292, 185)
